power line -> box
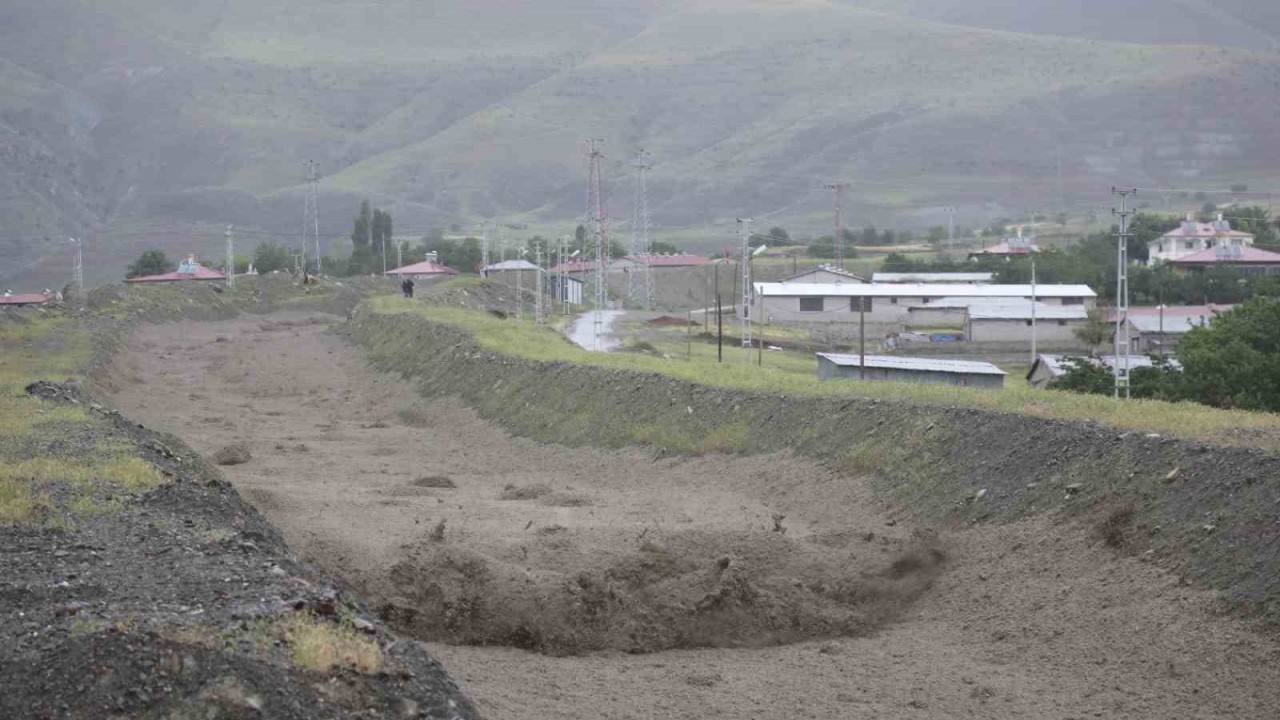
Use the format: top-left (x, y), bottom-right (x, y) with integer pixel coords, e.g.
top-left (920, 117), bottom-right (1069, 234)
top-left (1112, 187), bottom-right (1137, 401)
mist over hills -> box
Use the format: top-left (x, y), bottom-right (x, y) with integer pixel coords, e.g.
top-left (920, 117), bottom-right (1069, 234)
top-left (3, 0), bottom-right (1280, 289)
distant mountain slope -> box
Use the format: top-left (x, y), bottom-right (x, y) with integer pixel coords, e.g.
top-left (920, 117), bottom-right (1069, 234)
top-left (1, 0), bottom-right (1279, 289)
top-left (845, 0), bottom-right (1280, 51)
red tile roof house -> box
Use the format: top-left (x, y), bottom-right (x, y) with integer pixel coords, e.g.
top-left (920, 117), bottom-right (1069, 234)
top-left (1167, 245), bottom-right (1280, 277)
top-left (968, 229), bottom-right (1039, 260)
top-left (384, 261), bottom-right (461, 279)
top-left (124, 258), bottom-right (226, 283)
top-left (0, 292), bottom-right (54, 307)
top-left (1149, 213), bottom-right (1254, 265)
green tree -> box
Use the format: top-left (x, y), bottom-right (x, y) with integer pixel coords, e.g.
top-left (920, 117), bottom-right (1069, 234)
top-left (1175, 297), bottom-right (1280, 411)
top-left (1227, 206), bottom-right (1277, 248)
top-left (350, 200), bottom-right (374, 273)
top-left (126, 250), bottom-right (175, 279)
top-left (1052, 358), bottom-right (1114, 395)
top-left (767, 227), bottom-right (790, 246)
top-left (213, 255), bottom-right (250, 275)
top-left (252, 243), bottom-right (290, 273)
top-left (1073, 308), bottom-right (1112, 355)
top-left (650, 240), bottom-right (681, 255)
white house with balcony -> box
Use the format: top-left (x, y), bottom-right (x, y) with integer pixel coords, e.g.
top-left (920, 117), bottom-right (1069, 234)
top-left (1149, 213), bottom-right (1254, 265)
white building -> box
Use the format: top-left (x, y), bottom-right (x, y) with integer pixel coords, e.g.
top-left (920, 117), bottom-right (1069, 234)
top-left (1026, 354), bottom-right (1181, 390)
top-left (907, 297), bottom-right (1089, 345)
top-left (1149, 213), bottom-right (1254, 265)
top-left (751, 282), bottom-right (1096, 331)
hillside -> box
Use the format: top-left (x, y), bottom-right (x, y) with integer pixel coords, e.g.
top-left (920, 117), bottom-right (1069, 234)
top-left (3, 0), bottom-right (1280, 289)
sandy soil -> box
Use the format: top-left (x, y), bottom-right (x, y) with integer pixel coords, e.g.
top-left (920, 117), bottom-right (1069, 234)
top-left (108, 312), bottom-right (1280, 719)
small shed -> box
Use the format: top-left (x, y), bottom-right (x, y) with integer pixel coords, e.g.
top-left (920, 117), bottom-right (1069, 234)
top-left (547, 274), bottom-right (584, 305)
top-left (1026, 354), bottom-right (1180, 390)
top-left (816, 353), bottom-right (1006, 389)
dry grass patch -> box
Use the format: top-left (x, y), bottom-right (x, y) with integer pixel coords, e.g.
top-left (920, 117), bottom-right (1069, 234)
top-left (0, 478), bottom-right (36, 524)
top-left (280, 614), bottom-right (382, 674)
top-left (499, 483), bottom-right (552, 501)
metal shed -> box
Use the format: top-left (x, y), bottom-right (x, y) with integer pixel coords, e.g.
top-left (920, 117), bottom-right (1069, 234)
top-left (816, 353), bottom-right (1006, 389)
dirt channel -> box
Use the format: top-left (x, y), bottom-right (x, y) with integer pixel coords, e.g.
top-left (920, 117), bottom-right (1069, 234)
top-left (108, 312), bottom-right (1280, 719)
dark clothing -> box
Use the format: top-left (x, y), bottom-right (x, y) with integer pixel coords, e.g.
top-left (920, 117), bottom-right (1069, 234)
top-left (402, 278), bottom-right (415, 298)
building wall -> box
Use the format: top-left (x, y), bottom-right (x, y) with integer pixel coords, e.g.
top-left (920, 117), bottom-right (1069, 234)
top-left (817, 357), bottom-right (1004, 389)
top-left (1149, 235), bottom-right (1253, 264)
top-left (906, 307), bottom-right (968, 328)
top-left (967, 318), bottom-right (1085, 345)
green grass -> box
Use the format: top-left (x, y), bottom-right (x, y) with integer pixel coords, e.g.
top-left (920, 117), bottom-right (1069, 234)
top-left (369, 296), bottom-right (1280, 450)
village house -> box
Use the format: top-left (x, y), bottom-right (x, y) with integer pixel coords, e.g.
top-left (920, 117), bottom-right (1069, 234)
top-left (1167, 244), bottom-right (1280, 276)
top-left (780, 265), bottom-right (866, 284)
top-left (385, 260), bottom-right (460, 280)
top-left (1149, 213), bottom-right (1254, 264)
top-left (1115, 304), bottom-right (1229, 354)
top-left (969, 229), bottom-right (1039, 260)
top-left (907, 297), bottom-right (1089, 346)
top-left (125, 257), bottom-right (226, 283)
top-left (1027, 354), bottom-right (1181, 390)
top-left (750, 282), bottom-right (1096, 339)
top-left (0, 291), bottom-right (54, 307)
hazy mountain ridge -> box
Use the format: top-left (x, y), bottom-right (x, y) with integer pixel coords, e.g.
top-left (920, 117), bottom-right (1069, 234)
top-left (3, 0), bottom-right (1280, 288)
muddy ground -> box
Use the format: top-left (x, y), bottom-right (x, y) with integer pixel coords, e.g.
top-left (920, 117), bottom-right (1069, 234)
top-left (108, 312), bottom-right (1280, 719)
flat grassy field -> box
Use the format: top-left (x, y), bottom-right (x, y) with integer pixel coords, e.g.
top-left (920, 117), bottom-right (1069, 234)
top-left (370, 296), bottom-right (1280, 450)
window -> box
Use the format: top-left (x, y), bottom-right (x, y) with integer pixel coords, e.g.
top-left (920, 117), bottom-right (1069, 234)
top-left (1207, 239), bottom-right (1217, 249)
top-left (850, 297), bottom-right (872, 312)
top-left (1025, 320), bottom-right (1033, 327)
top-left (890, 297), bottom-right (899, 305)
top-left (1057, 320), bottom-right (1067, 326)
top-left (799, 297), bottom-right (823, 312)
top-left (1062, 297), bottom-right (1083, 305)
top-left (1184, 240), bottom-right (1195, 250)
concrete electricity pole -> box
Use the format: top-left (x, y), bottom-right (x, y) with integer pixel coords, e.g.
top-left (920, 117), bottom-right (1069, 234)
top-left (1112, 187), bottom-right (1137, 400)
top-left (70, 237), bottom-right (83, 304)
top-left (737, 217), bottom-right (753, 358)
top-left (587, 139), bottom-right (608, 349)
top-left (225, 225), bottom-right (236, 288)
top-left (629, 149), bottom-right (655, 310)
top-left (305, 161), bottom-right (322, 276)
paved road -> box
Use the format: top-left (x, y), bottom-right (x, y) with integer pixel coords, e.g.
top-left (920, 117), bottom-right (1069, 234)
top-left (566, 309), bottom-right (624, 351)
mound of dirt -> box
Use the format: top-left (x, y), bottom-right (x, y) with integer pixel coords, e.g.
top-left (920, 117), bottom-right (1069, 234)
top-left (414, 476), bottom-right (458, 489)
top-left (499, 483), bottom-right (552, 501)
top-left (647, 315), bottom-right (696, 327)
top-left (381, 528), bottom-right (945, 656)
top-left (212, 443), bottom-right (252, 465)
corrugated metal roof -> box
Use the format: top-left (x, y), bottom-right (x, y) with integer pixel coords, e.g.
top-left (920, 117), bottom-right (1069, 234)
top-left (783, 265), bottom-right (866, 282)
top-left (1126, 314), bottom-right (1208, 334)
top-left (485, 259), bottom-right (540, 271)
top-left (873, 272), bottom-right (993, 283)
top-left (969, 241), bottom-right (1040, 255)
top-left (1031, 354), bottom-right (1180, 378)
top-left (912, 297), bottom-right (1086, 319)
top-left (626, 254), bottom-right (712, 267)
top-left (756, 282), bottom-right (1096, 298)
top-left (817, 353), bottom-right (1006, 376)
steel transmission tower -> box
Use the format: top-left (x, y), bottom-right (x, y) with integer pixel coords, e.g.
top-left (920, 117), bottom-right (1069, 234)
top-left (1112, 187), bottom-right (1137, 400)
top-left (827, 182), bottom-right (850, 269)
top-left (304, 161), bottom-right (322, 275)
top-left (586, 139), bottom-right (609, 349)
top-left (737, 217), bottom-right (753, 357)
top-left (628, 150), bottom-right (655, 310)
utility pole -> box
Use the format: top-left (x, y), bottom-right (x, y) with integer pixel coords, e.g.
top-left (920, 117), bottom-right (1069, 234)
top-left (380, 212), bottom-right (387, 278)
top-left (480, 223), bottom-right (490, 277)
top-left (587, 139), bottom-right (608, 349)
top-left (397, 241), bottom-right (403, 270)
top-left (827, 182), bottom-right (850, 269)
top-left (70, 237), bottom-right (83, 305)
top-left (559, 235), bottom-right (571, 316)
top-left (225, 225), bottom-right (236, 288)
top-left (1030, 257), bottom-right (1037, 365)
top-left (305, 160), bottom-right (322, 276)
top-left (859, 297), bottom-right (866, 380)
top-left (535, 241), bottom-right (546, 325)
top-left (737, 218), bottom-right (754, 360)
top-left (1112, 187), bottom-right (1137, 400)
top-left (944, 206), bottom-right (957, 256)
top-left (629, 149), bottom-right (655, 310)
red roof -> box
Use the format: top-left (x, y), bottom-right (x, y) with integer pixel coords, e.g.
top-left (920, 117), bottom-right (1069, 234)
top-left (627, 254), bottom-right (712, 267)
top-left (125, 267), bottom-right (226, 283)
top-left (1169, 246), bottom-right (1280, 265)
top-left (385, 261), bottom-right (459, 276)
top-left (0, 293), bottom-right (53, 306)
